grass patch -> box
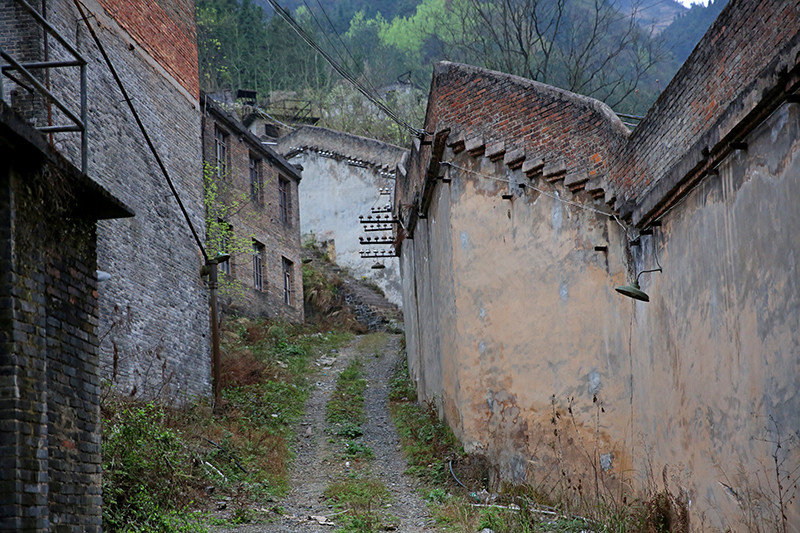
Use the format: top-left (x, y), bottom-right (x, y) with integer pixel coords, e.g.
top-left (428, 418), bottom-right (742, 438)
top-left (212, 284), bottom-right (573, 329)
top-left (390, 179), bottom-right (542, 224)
top-left (327, 359), bottom-right (367, 427)
top-left (388, 355), bottom-right (462, 486)
top-left (355, 332), bottom-right (388, 355)
top-left (102, 318), bottom-right (353, 532)
top-left (386, 352), bottom-right (686, 532)
top-left (326, 357), bottom-right (375, 465)
top-left (324, 477), bottom-right (393, 532)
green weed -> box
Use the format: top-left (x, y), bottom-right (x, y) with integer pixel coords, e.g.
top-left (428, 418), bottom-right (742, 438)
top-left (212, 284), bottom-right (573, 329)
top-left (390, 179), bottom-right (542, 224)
top-left (327, 359), bottom-right (367, 427)
top-left (102, 317), bottom-right (353, 531)
top-left (101, 402), bottom-right (209, 532)
top-left (388, 357), bottom-right (461, 486)
top-left (324, 477), bottom-right (392, 532)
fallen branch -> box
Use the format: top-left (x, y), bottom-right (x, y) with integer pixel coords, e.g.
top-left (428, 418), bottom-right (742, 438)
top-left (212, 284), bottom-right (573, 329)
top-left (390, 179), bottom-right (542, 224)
top-left (469, 502), bottom-right (596, 525)
top-left (196, 436), bottom-right (249, 474)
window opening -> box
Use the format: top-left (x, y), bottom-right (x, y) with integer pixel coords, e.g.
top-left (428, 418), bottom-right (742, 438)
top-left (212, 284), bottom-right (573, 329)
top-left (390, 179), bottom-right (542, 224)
top-left (214, 125), bottom-right (228, 179)
top-left (253, 240), bottom-right (265, 291)
top-left (250, 154), bottom-right (263, 204)
top-left (279, 176), bottom-right (292, 226)
top-left (282, 257), bottom-right (294, 305)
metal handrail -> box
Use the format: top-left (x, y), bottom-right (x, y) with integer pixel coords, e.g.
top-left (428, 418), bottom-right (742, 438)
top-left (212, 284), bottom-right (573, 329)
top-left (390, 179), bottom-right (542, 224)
top-left (0, 0), bottom-right (88, 172)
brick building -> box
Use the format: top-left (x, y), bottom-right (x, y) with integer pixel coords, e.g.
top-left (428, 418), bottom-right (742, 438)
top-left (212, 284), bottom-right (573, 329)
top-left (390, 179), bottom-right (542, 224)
top-left (202, 97), bottom-right (304, 322)
top-left (1, 0), bottom-right (211, 403)
top-left (396, 0), bottom-right (800, 528)
top-left (0, 99), bottom-right (132, 530)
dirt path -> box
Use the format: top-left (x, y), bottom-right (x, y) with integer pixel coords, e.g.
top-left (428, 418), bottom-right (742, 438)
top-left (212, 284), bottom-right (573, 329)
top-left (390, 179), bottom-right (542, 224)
top-left (214, 333), bottom-right (435, 532)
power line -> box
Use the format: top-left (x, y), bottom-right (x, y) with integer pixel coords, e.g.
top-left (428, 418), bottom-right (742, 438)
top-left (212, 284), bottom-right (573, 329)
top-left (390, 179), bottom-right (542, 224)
top-left (312, 0), bottom-right (382, 98)
top-left (264, 0), bottom-right (429, 138)
top-left (73, 0), bottom-right (208, 262)
top-left (300, 0), bottom-right (352, 77)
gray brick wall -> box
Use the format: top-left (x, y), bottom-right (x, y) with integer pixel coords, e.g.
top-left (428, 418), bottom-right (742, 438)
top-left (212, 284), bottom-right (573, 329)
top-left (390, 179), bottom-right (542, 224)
top-left (9, 0), bottom-right (213, 402)
top-left (0, 100), bottom-right (129, 532)
top-left (202, 99), bottom-right (304, 322)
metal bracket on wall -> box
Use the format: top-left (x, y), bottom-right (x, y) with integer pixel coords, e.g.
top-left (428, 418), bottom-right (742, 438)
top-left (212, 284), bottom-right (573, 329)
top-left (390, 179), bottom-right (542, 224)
top-left (0, 0), bottom-right (88, 173)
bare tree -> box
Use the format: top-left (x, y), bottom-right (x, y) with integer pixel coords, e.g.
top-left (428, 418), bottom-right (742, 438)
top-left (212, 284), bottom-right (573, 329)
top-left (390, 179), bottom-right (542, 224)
top-left (433, 0), bottom-right (663, 108)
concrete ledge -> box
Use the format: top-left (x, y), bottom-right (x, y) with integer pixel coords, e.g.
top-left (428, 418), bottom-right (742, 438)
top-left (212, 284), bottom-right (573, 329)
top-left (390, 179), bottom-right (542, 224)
top-left (522, 157), bottom-right (545, 177)
top-left (466, 136), bottom-right (486, 156)
top-left (564, 171), bottom-right (589, 191)
top-left (486, 141), bottom-right (506, 161)
top-left (504, 148), bottom-right (526, 169)
top-left (543, 160), bottom-right (567, 182)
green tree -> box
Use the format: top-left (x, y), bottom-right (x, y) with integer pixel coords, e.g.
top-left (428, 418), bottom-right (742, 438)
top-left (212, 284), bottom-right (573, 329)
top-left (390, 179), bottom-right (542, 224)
top-left (378, 0), bottom-right (665, 109)
top-left (204, 162), bottom-right (260, 295)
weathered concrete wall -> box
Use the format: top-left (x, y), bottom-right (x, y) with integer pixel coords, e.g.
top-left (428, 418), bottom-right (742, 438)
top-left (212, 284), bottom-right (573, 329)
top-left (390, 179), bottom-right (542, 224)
top-left (397, 0), bottom-right (800, 527)
top-left (278, 127), bottom-right (407, 307)
top-left (402, 145), bottom-right (635, 491)
top-left (402, 98), bottom-right (800, 530)
top-left (202, 99), bottom-right (304, 322)
top-left (627, 102), bottom-right (800, 529)
top-left (1, 0), bottom-right (211, 402)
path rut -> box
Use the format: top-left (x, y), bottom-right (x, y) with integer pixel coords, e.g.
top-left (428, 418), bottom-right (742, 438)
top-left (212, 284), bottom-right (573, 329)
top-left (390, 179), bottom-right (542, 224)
top-left (213, 334), bottom-right (435, 532)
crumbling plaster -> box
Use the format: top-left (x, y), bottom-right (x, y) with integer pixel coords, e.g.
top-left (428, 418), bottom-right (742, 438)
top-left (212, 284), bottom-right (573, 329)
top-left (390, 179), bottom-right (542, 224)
top-left (626, 103), bottom-right (800, 527)
top-left (399, 59), bottom-right (800, 533)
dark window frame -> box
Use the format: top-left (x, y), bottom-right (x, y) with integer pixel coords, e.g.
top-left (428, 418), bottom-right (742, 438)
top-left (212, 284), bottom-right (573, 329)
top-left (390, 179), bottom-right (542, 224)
top-left (249, 154), bottom-right (263, 205)
top-left (282, 256), bottom-right (294, 306)
top-left (278, 176), bottom-right (292, 226)
top-left (253, 240), bottom-right (265, 291)
top-left (214, 125), bottom-right (228, 179)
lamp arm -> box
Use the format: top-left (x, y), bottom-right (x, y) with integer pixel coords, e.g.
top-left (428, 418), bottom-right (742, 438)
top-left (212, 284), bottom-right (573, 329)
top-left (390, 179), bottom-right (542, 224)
top-left (635, 267), bottom-right (662, 284)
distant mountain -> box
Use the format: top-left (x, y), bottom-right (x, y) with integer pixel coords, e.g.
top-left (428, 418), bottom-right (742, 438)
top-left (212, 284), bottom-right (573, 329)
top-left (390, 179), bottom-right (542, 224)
top-left (617, 0), bottom-right (687, 33)
top-left (660, 0), bottom-right (730, 64)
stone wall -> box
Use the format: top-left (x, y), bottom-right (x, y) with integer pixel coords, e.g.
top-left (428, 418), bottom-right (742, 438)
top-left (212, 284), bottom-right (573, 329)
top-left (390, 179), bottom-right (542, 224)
top-left (0, 0), bottom-right (211, 401)
top-left (202, 98), bottom-right (304, 322)
top-left (277, 126), bottom-right (407, 307)
top-left (0, 101), bottom-right (131, 532)
top-left (396, 0), bottom-right (800, 528)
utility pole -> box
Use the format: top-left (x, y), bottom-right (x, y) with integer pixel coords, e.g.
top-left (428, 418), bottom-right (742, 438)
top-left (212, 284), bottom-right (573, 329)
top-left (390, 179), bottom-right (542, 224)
top-left (204, 254), bottom-right (229, 411)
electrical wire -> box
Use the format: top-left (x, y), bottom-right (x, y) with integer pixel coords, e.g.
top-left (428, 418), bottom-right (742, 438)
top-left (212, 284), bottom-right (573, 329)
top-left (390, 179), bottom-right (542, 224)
top-left (301, 0), bottom-right (352, 76)
top-left (312, 0), bottom-right (382, 98)
top-left (73, 0), bottom-right (208, 262)
top-left (264, 0), bottom-right (429, 138)
top-left (442, 161), bottom-right (628, 232)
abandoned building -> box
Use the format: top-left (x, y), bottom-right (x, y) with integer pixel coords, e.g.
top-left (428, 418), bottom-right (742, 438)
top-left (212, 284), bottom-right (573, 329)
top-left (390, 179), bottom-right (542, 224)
top-left (202, 96), bottom-right (304, 322)
top-left (277, 126), bottom-right (407, 306)
top-left (1, 0), bottom-right (212, 403)
top-left (395, 0), bottom-right (800, 529)
top-left (0, 23), bottom-right (135, 533)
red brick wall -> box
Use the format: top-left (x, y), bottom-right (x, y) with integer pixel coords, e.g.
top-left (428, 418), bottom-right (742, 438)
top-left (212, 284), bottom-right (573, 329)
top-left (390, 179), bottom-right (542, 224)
top-left (611, 0), bottom-right (800, 202)
top-left (398, 62), bottom-right (630, 209)
top-left (97, 0), bottom-right (199, 98)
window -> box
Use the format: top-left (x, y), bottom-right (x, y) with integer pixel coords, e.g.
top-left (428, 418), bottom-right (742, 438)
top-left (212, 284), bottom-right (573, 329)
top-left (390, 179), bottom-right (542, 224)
top-left (214, 125), bottom-right (228, 179)
top-left (253, 241), bottom-right (265, 291)
top-left (282, 257), bottom-right (294, 306)
top-left (278, 176), bottom-right (292, 226)
top-left (249, 154), bottom-right (263, 204)
top-left (217, 219), bottom-right (231, 276)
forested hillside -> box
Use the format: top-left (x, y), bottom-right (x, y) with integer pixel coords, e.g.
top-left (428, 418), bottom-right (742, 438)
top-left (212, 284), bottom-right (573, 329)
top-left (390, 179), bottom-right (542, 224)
top-left (661, 0), bottom-right (729, 64)
top-left (196, 0), bottom-right (729, 144)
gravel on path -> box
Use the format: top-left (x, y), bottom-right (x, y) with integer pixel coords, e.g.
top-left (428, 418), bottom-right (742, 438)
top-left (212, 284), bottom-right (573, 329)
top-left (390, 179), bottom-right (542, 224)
top-left (212, 333), bottom-right (435, 533)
